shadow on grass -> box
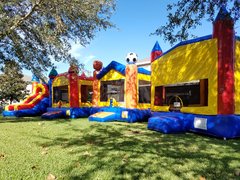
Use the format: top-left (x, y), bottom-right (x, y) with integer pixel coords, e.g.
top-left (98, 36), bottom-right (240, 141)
top-left (0, 116), bottom-right (70, 123)
top-left (36, 122), bottom-right (240, 179)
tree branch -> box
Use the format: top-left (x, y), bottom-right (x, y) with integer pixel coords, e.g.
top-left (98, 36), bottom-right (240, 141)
top-left (0, 0), bottom-right (43, 38)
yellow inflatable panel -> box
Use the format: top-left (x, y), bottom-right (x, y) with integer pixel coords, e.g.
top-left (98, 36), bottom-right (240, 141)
top-left (80, 80), bottom-right (92, 86)
top-left (91, 112), bottom-right (115, 118)
top-left (100, 69), bottom-right (125, 81)
top-left (151, 39), bottom-right (218, 115)
top-left (138, 73), bottom-right (151, 81)
top-left (235, 41), bottom-right (240, 114)
top-left (52, 75), bottom-right (69, 87)
top-left (137, 73), bottom-right (151, 109)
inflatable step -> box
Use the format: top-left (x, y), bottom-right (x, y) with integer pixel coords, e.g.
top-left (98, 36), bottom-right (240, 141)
top-left (41, 110), bottom-right (65, 120)
top-left (89, 112), bottom-right (118, 122)
top-left (148, 115), bottom-right (190, 134)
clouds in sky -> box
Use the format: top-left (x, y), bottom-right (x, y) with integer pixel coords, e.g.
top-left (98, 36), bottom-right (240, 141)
top-left (69, 43), bottom-right (84, 59)
top-left (69, 43), bottom-right (96, 68)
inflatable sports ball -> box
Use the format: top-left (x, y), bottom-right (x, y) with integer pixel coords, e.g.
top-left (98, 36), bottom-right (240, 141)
top-left (93, 60), bottom-right (103, 71)
top-left (126, 52), bottom-right (138, 64)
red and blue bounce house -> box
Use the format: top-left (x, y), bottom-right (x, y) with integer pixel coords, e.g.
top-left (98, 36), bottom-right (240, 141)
top-left (3, 7), bottom-right (240, 139)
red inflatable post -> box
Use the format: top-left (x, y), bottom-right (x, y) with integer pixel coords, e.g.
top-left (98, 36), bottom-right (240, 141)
top-left (68, 65), bottom-right (79, 108)
top-left (213, 7), bottom-right (235, 114)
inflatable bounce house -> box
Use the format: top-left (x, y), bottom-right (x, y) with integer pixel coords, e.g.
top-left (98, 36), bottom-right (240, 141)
top-left (3, 75), bottom-right (49, 117)
top-left (88, 53), bottom-right (151, 122)
top-left (41, 65), bottom-right (94, 119)
top-left (148, 7), bottom-right (240, 139)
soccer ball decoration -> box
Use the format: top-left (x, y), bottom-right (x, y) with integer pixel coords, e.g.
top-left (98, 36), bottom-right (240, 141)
top-left (126, 52), bottom-right (138, 64)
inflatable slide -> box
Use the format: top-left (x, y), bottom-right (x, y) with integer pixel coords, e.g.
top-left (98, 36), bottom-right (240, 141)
top-left (3, 83), bottom-right (49, 117)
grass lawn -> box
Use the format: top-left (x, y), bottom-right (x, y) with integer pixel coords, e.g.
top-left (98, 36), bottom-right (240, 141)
top-left (0, 117), bottom-right (240, 180)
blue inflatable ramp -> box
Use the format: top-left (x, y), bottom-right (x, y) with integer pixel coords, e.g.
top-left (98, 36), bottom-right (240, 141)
top-left (147, 112), bottom-right (192, 134)
top-left (89, 112), bottom-right (118, 122)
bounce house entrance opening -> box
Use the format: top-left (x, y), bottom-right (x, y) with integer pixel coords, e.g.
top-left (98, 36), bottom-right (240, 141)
top-left (100, 79), bottom-right (125, 102)
top-left (138, 80), bottom-right (151, 103)
top-left (154, 79), bottom-right (208, 108)
top-left (81, 85), bottom-right (93, 103)
top-left (53, 85), bottom-right (69, 104)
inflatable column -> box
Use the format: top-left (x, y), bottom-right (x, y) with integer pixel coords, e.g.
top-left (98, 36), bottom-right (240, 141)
top-left (151, 41), bottom-right (164, 105)
top-left (68, 65), bottom-right (79, 108)
top-left (151, 41), bottom-right (162, 62)
top-left (48, 67), bottom-right (58, 107)
top-left (126, 64), bottom-right (137, 109)
top-left (92, 60), bottom-right (103, 107)
top-left (31, 74), bottom-right (40, 93)
top-left (213, 7), bottom-right (235, 114)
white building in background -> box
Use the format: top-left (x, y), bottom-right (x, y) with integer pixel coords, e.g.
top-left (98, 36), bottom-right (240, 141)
top-left (135, 58), bottom-right (151, 70)
top-left (23, 74), bottom-right (33, 94)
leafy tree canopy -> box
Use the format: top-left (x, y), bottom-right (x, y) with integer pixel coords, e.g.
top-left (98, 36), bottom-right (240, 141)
top-left (0, 60), bottom-right (29, 104)
top-left (0, 0), bottom-right (115, 79)
top-left (153, 0), bottom-right (240, 45)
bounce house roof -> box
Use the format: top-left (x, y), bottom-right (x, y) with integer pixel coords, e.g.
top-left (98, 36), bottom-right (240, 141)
top-left (96, 61), bottom-right (151, 80)
top-left (53, 72), bottom-right (93, 81)
top-left (138, 67), bottom-right (151, 75)
top-left (214, 6), bottom-right (232, 21)
top-left (158, 35), bottom-right (212, 59)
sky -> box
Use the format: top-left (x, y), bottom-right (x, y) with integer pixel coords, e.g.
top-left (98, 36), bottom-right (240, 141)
top-left (24, 0), bottom-right (240, 77)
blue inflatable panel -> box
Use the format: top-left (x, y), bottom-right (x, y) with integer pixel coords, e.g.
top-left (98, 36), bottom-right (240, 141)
top-left (188, 114), bottom-right (240, 139)
top-left (148, 112), bottom-right (240, 138)
top-left (2, 98), bottom-right (49, 117)
top-left (70, 107), bottom-right (92, 118)
top-left (148, 113), bottom-right (192, 133)
top-left (42, 107), bottom-right (92, 119)
top-left (89, 107), bottom-right (151, 123)
top-left (2, 110), bottom-right (16, 117)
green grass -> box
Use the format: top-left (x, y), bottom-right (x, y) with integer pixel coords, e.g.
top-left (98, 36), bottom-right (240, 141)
top-left (0, 117), bottom-right (240, 180)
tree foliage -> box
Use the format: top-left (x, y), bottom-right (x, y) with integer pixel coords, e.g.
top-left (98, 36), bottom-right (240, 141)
top-left (0, 0), bottom-right (115, 79)
top-left (153, 0), bottom-right (240, 45)
top-left (0, 60), bottom-right (29, 104)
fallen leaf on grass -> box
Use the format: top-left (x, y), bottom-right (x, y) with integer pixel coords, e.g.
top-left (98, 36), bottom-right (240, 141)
top-left (41, 151), bottom-right (48, 155)
top-left (124, 130), bottom-right (142, 136)
top-left (47, 173), bottom-right (57, 180)
top-left (41, 147), bottom-right (49, 155)
top-left (38, 122), bottom-right (45, 126)
top-left (31, 165), bottom-right (37, 170)
top-left (83, 151), bottom-right (92, 157)
top-left (0, 153), bottom-right (5, 159)
top-left (131, 130), bottom-right (141, 134)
